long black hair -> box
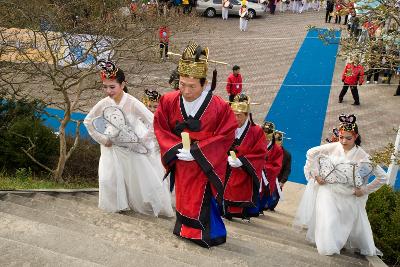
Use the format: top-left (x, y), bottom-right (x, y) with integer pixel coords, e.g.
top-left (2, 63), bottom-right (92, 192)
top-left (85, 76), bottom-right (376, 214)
top-left (353, 123), bottom-right (362, 146)
top-left (115, 69), bottom-right (128, 93)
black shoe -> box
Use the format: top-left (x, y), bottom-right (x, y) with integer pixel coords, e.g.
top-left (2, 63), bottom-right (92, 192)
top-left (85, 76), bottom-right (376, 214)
top-left (338, 99), bottom-right (343, 103)
top-left (351, 103), bottom-right (360, 106)
top-left (224, 214), bottom-right (233, 221)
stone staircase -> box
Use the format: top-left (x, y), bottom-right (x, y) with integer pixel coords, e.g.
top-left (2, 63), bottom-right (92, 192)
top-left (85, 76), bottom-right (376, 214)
top-left (0, 188), bottom-right (375, 267)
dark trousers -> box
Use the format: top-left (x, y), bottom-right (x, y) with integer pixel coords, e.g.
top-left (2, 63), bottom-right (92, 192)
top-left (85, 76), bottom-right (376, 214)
top-left (335, 15), bottom-right (341, 24)
top-left (270, 4), bottom-right (276, 14)
top-left (343, 14), bottom-right (348, 25)
top-left (383, 70), bottom-right (393, 84)
top-left (325, 10), bottom-right (332, 22)
top-left (339, 83), bottom-right (360, 104)
top-left (160, 42), bottom-right (169, 58)
top-left (228, 94), bottom-right (236, 103)
top-left (366, 69), bottom-right (379, 82)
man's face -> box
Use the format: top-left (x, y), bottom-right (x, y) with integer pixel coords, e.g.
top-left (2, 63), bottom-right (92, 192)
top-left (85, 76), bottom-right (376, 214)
top-left (233, 69), bottom-right (240, 76)
top-left (179, 76), bottom-right (205, 102)
top-left (234, 112), bottom-right (247, 128)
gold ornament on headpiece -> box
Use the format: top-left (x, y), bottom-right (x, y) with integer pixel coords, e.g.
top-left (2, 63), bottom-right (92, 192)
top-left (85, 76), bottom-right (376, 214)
top-left (167, 41), bottom-right (228, 79)
top-left (142, 89), bottom-right (161, 106)
top-left (180, 42), bottom-right (208, 79)
top-left (230, 93), bottom-right (259, 113)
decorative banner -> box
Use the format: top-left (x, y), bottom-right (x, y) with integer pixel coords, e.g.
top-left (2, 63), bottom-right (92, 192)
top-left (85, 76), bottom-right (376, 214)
top-left (0, 27), bottom-right (114, 69)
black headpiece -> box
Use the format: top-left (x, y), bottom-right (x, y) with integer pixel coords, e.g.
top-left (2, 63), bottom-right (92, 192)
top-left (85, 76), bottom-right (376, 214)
top-left (143, 89), bottom-right (161, 103)
top-left (98, 60), bottom-right (118, 80)
top-left (338, 114), bottom-right (357, 132)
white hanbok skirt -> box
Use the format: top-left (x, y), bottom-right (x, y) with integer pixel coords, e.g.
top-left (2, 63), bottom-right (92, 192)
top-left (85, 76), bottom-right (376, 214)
top-left (98, 146), bottom-right (174, 217)
top-left (294, 181), bottom-right (381, 256)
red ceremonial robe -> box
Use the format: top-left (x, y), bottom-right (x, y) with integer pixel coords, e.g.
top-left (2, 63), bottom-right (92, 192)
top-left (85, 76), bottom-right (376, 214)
top-left (259, 141), bottom-right (283, 211)
top-left (224, 121), bottom-right (267, 218)
top-left (154, 90), bottom-right (237, 248)
top-left (263, 142), bottom-right (283, 193)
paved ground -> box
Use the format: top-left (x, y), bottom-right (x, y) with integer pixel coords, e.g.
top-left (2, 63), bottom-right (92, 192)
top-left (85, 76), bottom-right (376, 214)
top-left (88, 10), bottom-right (399, 160)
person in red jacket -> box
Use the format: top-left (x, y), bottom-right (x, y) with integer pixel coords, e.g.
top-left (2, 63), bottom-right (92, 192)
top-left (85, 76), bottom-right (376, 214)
top-left (226, 65), bottom-right (243, 102)
top-left (159, 26), bottom-right (170, 59)
top-left (339, 57), bottom-right (364, 105)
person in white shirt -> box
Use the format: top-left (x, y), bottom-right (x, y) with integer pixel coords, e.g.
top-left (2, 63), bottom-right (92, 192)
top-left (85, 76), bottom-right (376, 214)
top-left (222, 0), bottom-right (230, 19)
top-left (239, 4), bottom-right (249, 31)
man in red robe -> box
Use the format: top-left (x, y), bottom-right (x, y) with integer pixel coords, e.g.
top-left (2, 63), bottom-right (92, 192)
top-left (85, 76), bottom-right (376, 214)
top-left (223, 94), bottom-right (267, 220)
top-left (154, 42), bottom-right (237, 248)
top-left (259, 121), bottom-right (283, 213)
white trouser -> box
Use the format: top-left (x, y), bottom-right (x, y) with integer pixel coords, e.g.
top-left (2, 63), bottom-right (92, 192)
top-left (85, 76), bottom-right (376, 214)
top-left (299, 1), bottom-right (304, 12)
top-left (239, 18), bottom-right (248, 31)
top-left (279, 1), bottom-right (285, 12)
top-left (293, 1), bottom-right (300, 12)
top-left (222, 7), bottom-right (228, 19)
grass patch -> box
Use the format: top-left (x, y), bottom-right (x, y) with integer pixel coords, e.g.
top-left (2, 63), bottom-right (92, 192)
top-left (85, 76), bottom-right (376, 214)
top-left (0, 173), bottom-right (98, 190)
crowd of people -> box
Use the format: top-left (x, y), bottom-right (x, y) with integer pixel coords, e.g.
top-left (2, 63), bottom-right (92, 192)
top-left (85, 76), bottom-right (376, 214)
top-left (84, 41), bottom-right (388, 256)
top-left (324, 0), bottom-right (400, 98)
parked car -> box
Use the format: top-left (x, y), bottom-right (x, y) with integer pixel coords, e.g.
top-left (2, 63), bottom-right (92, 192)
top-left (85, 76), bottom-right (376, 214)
top-left (196, 0), bottom-right (265, 18)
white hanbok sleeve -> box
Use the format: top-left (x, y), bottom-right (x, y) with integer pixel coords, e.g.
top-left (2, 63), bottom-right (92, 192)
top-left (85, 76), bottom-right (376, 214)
top-left (364, 161), bottom-right (388, 194)
top-left (83, 100), bottom-right (109, 146)
top-left (304, 143), bottom-right (334, 181)
top-left (126, 96), bottom-right (157, 148)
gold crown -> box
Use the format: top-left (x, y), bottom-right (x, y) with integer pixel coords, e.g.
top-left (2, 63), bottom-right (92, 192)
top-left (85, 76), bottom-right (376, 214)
top-left (231, 94), bottom-right (251, 113)
top-left (178, 42), bottom-right (209, 79)
top-left (231, 102), bottom-right (250, 113)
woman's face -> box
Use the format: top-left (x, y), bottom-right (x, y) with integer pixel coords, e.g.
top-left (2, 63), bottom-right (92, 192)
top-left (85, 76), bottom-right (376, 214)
top-left (147, 101), bottom-right (159, 113)
top-left (339, 130), bottom-right (358, 150)
top-left (102, 79), bottom-right (124, 99)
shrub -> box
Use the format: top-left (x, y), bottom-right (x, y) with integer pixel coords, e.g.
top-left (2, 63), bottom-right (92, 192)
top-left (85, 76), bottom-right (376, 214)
top-left (0, 96), bottom-right (59, 174)
top-left (0, 117), bottom-right (59, 173)
top-left (62, 136), bottom-right (100, 184)
top-left (367, 185), bottom-right (400, 266)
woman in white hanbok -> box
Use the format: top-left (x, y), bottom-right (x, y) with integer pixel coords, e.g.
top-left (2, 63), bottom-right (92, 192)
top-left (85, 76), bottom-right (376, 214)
top-left (294, 114), bottom-right (387, 256)
top-left (84, 61), bottom-right (174, 217)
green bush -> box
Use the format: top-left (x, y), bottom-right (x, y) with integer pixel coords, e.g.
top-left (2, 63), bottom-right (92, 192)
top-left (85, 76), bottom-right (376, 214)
top-left (62, 136), bottom-right (100, 183)
top-left (0, 117), bottom-right (59, 173)
top-left (0, 97), bottom-right (59, 174)
top-left (367, 185), bottom-right (400, 266)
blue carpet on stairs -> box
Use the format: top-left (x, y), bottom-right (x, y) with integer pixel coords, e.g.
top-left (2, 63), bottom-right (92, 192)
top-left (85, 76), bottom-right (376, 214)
top-left (265, 28), bottom-right (341, 185)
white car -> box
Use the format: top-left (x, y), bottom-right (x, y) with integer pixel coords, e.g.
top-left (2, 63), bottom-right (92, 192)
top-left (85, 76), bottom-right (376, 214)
top-left (196, 0), bottom-right (265, 18)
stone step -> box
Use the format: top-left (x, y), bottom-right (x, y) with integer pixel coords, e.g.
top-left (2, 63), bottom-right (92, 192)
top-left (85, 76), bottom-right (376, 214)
top-left (0, 236), bottom-right (102, 267)
top-left (0, 194), bottom-right (314, 266)
top-left (0, 197), bottom-right (238, 266)
top-left (0, 211), bottom-right (187, 267)
top-left (0, 193), bottom-right (252, 265)
top-left (2, 193), bottom-right (368, 266)
top-left (26, 192), bottom-right (366, 266)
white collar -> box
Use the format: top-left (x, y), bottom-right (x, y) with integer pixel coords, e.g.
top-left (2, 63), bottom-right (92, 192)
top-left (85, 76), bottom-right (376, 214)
top-left (110, 91), bottom-right (127, 108)
top-left (235, 118), bottom-right (249, 139)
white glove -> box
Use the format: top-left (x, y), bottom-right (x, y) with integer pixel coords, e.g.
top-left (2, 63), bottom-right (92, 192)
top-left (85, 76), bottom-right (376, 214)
top-left (228, 156), bottom-right (243, 168)
top-left (177, 148), bottom-right (195, 161)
